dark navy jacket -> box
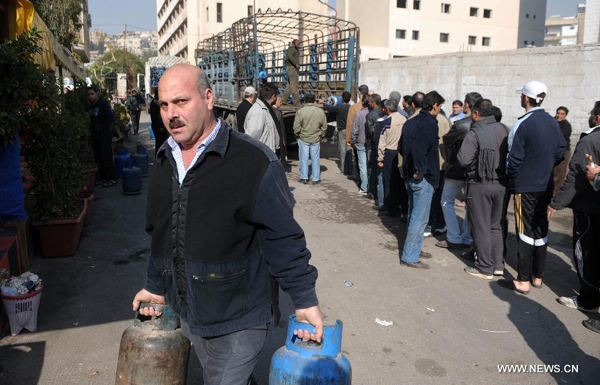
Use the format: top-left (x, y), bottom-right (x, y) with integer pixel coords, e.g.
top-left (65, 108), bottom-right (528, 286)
top-left (398, 110), bottom-right (440, 188)
top-left (507, 108), bottom-right (566, 193)
top-left (145, 121), bottom-right (318, 337)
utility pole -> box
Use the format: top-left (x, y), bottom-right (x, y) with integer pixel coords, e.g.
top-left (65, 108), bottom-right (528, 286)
top-left (121, 24), bottom-right (127, 73)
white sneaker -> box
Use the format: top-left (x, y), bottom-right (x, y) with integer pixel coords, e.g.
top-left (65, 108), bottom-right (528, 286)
top-left (557, 296), bottom-right (599, 313)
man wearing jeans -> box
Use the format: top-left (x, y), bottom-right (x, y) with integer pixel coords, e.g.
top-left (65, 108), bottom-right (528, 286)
top-left (351, 96), bottom-right (370, 193)
top-left (293, 93), bottom-right (328, 184)
top-left (398, 91), bottom-right (446, 269)
top-left (438, 92), bottom-right (481, 249)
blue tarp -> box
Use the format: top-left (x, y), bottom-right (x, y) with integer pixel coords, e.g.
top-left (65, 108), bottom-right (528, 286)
top-left (0, 132), bottom-right (26, 222)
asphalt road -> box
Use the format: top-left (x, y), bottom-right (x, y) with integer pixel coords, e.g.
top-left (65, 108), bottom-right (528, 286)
top-left (1, 114), bottom-right (598, 385)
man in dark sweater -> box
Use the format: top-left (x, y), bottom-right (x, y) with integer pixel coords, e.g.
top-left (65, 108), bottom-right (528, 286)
top-left (398, 91), bottom-right (445, 269)
top-left (87, 86), bottom-right (116, 187)
top-left (438, 92), bottom-right (482, 249)
top-left (322, 91), bottom-right (352, 173)
top-left (236, 86), bottom-right (257, 133)
top-left (553, 106), bottom-right (572, 195)
top-left (133, 64), bottom-right (323, 383)
top-left (504, 81), bottom-right (565, 294)
top-left (457, 99), bottom-right (509, 280)
top-left (549, 102), bottom-right (600, 325)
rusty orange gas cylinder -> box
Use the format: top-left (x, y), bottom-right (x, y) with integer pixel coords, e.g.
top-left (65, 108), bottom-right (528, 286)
top-left (115, 304), bottom-right (190, 385)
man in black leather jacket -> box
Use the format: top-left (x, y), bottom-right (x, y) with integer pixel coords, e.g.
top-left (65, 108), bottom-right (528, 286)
top-left (437, 92), bottom-right (482, 249)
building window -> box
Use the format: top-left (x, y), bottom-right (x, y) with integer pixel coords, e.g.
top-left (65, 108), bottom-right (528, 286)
top-left (482, 37), bottom-right (490, 46)
top-left (440, 33), bottom-right (449, 43)
top-left (217, 3), bottom-right (222, 23)
top-left (396, 29), bottom-right (406, 39)
top-left (248, 5), bottom-right (253, 16)
top-left (441, 3), bottom-right (451, 14)
top-left (206, 7), bottom-right (209, 22)
top-left (526, 14), bottom-right (529, 18)
top-left (413, 0), bottom-right (421, 10)
top-left (531, 41), bottom-right (535, 45)
top-left (470, 7), bottom-right (478, 17)
top-left (397, 0), bottom-right (407, 8)
top-left (468, 35), bottom-right (476, 45)
top-left (533, 15), bottom-right (536, 19)
top-left (412, 30), bottom-right (420, 40)
top-left (484, 9), bottom-right (491, 18)
top-left (524, 40), bottom-right (528, 45)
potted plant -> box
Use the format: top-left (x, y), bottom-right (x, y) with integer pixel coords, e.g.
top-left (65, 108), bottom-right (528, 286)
top-left (1, 31), bottom-right (88, 257)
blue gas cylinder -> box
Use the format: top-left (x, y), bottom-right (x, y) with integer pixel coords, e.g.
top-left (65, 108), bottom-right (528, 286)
top-left (269, 316), bottom-right (351, 385)
top-left (133, 146), bottom-right (148, 177)
top-left (122, 160), bottom-right (142, 195)
top-left (114, 147), bottom-right (131, 178)
top-left (326, 95), bottom-right (343, 107)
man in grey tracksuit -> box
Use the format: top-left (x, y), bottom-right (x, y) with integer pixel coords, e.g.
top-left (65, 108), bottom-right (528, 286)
top-left (458, 99), bottom-right (509, 280)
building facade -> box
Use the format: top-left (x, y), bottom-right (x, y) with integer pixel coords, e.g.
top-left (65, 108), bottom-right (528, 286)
top-left (336, 0), bottom-right (546, 61)
top-left (156, 0), bottom-right (329, 63)
top-left (545, 5), bottom-right (586, 47)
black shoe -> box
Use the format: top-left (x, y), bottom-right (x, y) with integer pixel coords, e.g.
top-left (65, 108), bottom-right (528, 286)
top-left (400, 260), bottom-right (430, 269)
top-left (364, 193), bottom-right (374, 199)
top-left (299, 179), bottom-right (309, 184)
top-left (102, 179), bottom-right (117, 188)
top-left (461, 250), bottom-right (477, 261)
top-left (583, 319), bottom-right (600, 334)
top-left (435, 240), bottom-right (463, 250)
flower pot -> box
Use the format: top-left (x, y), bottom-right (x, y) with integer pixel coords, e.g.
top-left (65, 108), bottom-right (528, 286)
top-left (83, 167), bottom-right (98, 193)
top-left (32, 199), bottom-right (87, 258)
top-left (79, 192), bottom-right (95, 226)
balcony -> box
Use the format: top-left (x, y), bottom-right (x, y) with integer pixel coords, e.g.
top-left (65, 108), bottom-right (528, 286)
top-left (159, 11), bottom-right (187, 50)
top-left (158, 0), bottom-right (184, 32)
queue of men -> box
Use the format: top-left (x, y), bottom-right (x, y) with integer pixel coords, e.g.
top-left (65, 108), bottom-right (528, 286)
top-left (320, 81), bottom-right (599, 334)
top-left (231, 67), bottom-right (600, 336)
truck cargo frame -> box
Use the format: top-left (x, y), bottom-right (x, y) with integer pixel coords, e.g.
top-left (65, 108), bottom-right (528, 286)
top-left (195, 8), bottom-right (360, 121)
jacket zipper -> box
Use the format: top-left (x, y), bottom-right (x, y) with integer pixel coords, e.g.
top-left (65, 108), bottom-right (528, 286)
top-left (192, 270), bottom-right (246, 282)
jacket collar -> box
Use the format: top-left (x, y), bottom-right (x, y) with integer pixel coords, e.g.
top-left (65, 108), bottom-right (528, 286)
top-left (156, 119), bottom-right (231, 164)
top-left (518, 106), bottom-right (544, 120)
top-left (419, 109), bottom-right (436, 121)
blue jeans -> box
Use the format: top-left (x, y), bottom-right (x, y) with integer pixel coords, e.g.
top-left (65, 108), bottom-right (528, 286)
top-left (356, 145), bottom-right (368, 192)
top-left (376, 167), bottom-right (384, 207)
top-left (298, 139), bottom-right (321, 181)
top-left (441, 178), bottom-right (472, 244)
top-left (401, 177), bottom-right (435, 263)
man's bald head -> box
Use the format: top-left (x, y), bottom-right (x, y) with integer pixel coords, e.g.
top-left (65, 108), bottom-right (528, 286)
top-left (160, 64), bottom-right (211, 98)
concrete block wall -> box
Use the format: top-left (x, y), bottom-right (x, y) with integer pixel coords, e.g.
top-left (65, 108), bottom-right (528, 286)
top-left (360, 44), bottom-right (600, 142)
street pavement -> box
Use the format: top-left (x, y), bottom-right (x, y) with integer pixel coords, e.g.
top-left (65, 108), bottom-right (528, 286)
top-left (1, 113), bottom-right (598, 385)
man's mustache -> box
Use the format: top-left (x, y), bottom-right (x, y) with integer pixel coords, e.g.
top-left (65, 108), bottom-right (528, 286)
top-left (169, 119), bottom-right (185, 129)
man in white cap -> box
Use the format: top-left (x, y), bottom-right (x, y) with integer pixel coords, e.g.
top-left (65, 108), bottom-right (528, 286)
top-left (236, 86), bottom-right (257, 133)
top-left (501, 81), bottom-right (565, 295)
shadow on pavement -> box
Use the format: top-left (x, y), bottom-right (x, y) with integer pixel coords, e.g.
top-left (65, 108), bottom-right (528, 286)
top-left (490, 281), bottom-right (600, 383)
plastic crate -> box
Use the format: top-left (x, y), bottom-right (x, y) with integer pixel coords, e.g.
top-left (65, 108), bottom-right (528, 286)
top-left (1, 283), bottom-right (43, 336)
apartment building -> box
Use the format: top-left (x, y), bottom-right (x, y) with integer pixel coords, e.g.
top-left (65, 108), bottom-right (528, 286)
top-left (336, 0), bottom-right (546, 61)
top-left (545, 4), bottom-right (586, 47)
top-left (584, 0), bottom-right (600, 44)
top-left (157, 0), bottom-right (329, 63)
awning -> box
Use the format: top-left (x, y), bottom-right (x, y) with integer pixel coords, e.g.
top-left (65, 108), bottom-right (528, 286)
top-left (12, 0), bottom-right (86, 80)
